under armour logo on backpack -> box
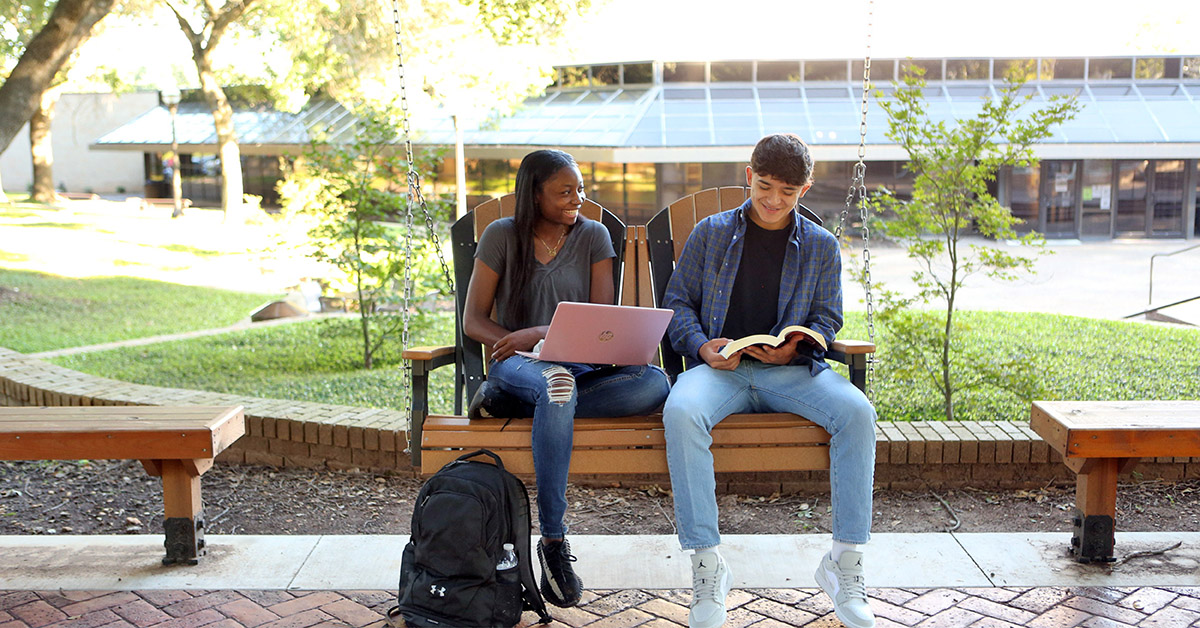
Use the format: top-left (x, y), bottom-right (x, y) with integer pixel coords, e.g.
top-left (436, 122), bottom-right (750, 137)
top-left (430, 585), bottom-right (446, 597)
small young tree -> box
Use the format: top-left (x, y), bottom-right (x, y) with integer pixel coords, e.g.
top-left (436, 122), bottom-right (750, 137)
top-left (871, 66), bottom-right (1080, 420)
top-left (289, 103), bottom-right (451, 369)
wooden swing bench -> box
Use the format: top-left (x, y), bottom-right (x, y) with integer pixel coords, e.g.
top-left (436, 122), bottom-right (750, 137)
top-left (404, 188), bottom-right (875, 476)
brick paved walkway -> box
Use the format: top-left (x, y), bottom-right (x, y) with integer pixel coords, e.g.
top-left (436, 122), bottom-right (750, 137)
top-left (3, 586), bottom-right (1200, 628)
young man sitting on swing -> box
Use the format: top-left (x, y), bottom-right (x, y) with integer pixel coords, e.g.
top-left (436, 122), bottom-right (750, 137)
top-left (661, 133), bottom-right (878, 628)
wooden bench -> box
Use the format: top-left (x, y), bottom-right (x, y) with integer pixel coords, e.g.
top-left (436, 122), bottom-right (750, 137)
top-left (1030, 400), bottom-right (1200, 563)
top-left (405, 188), bottom-right (875, 476)
top-left (0, 405), bottom-right (245, 565)
top-left (140, 197), bottom-right (192, 211)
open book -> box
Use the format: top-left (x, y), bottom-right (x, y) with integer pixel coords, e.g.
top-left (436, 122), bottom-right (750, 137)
top-left (718, 324), bottom-right (827, 359)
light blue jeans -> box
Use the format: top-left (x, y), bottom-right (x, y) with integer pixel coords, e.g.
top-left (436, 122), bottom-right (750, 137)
top-left (663, 360), bottom-right (876, 549)
top-left (485, 357), bottom-right (671, 539)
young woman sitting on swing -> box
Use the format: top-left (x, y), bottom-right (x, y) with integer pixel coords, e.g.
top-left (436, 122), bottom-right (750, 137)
top-left (462, 148), bottom-right (671, 608)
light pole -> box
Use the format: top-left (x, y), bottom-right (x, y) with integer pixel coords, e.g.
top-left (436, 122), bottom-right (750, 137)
top-left (162, 87), bottom-right (183, 218)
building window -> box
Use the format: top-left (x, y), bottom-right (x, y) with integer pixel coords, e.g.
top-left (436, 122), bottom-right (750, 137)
top-left (711, 61), bottom-right (752, 82)
top-left (946, 59), bottom-right (990, 80)
top-left (854, 59), bottom-right (894, 83)
top-left (1008, 165), bottom-right (1040, 232)
top-left (663, 62), bottom-right (705, 82)
top-left (757, 61), bottom-right (800, 82)
top-left (1080, 160), bottom-right (1113, 237)
top-left (1042, 160), bottom-right (1078, 237)
top-left (803, 161), bottom-right (854, 224)
top-left (242, 155), bottom-right (285, 207)
top-left (1115, 160), bottom-right (1148, 234)
top-left (804, 60), bottom-right (848, 82)
top-left (557, 66), bottom-right (589, 87)
top-left (899, 59), bottom-right (942, 81)
top-left (1151, 159), bottom-right (1185, 236)
top-left (623, 63), bottom-right (653, 84)
top-left (623, 163), bottom-right (658, 225)
top-left (592, 65), bottom-right (620, 86)
top-left (995, 59), bottom-right (1036, 81)
top-left (1089, 58), bottom-right (1132, 80)
top-left (1040, 59), bottom-right (1085, 80)
top-left (1184, 57), bottom-right (1200, 79)
top-left (866, 161), bottom-right (914, 203)
top-left (1135, 58), bottom-right (1167, 80)
top-left (1195, 160), bottom-right (1200, 236)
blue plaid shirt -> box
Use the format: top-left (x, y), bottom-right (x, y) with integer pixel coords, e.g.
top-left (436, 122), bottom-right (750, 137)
top-left (663, 199), bottom-right (843, 375)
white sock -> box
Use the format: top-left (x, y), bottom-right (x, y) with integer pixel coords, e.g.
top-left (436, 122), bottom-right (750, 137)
top-left (831, 541), bottom-right (859, 561)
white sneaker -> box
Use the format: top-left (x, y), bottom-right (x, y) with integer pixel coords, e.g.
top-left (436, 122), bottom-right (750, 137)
top-left (814, 551), bottom-right (875, 628)
top-left (689, 551), bottom-right (732, 628)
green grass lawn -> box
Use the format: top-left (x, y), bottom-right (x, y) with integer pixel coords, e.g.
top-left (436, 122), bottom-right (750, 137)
top-left (49, 312), bottom-right (458, 412)
top-left (0, 268), bottom-right (278, 353)
top-left (46, 310), bottom-right (1200, 422)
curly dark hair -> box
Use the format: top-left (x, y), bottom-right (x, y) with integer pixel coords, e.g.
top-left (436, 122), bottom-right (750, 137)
top-left (749, 133), bottom-right (814, 187)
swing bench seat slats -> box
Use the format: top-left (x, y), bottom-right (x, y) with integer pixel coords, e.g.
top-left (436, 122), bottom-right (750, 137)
top-left (419, 413), bottom-right (831, 475)
top-left (404, 188), bottom-right (876, 476)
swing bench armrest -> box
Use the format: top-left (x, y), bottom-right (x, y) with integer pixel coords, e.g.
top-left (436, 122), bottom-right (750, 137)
top-left (826, 339), bottom-right (876, 394)
top-left (404, 345), bottom-right (460, 470)
top-left (402, 345), bottom-right (457, 363)
top-left (829, 339), bottom-right (875, 355)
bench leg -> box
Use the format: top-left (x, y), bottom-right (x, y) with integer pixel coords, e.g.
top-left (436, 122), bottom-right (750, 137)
top-left (1070, 457), bottom-right (1119, 563)
top-left (144, 459), bottom-right (207, 566)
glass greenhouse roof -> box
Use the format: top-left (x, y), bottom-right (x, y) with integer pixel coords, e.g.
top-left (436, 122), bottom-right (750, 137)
top-left (93, 56), bottom-right (1200, 161)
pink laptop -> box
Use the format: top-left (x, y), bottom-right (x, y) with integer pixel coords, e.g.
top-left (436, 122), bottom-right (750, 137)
top-left (516, 302), bottom-right (673, 366)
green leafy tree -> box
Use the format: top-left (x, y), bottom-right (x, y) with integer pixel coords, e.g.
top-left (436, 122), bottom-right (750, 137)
top-left (284, 104), bottom-right (451, 369)
top-left (869, 66), bottom-right (1080, 421)
top-left (0, 0), bottom-right (116, 197)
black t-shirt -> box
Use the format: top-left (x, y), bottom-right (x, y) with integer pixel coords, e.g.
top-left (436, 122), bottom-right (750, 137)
top-left (722, 218), bottom-right (790, 343)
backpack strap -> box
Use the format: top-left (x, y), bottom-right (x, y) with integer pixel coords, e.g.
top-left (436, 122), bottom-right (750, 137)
top-left (456, 448), bottom-right (506, 471)
top-left (506, 462), bottom-right (552, 624)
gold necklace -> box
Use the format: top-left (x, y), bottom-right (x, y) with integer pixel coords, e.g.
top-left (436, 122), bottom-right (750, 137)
top-left (535, 226), bottom-right (567, 257)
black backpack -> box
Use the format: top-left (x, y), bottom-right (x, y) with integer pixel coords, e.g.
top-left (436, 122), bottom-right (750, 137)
top-left (391, 449), bottom-right (552, 627)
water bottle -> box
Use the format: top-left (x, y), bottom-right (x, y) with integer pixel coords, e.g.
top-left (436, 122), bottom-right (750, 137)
top-left (497, 543), bottom-right (518, 571)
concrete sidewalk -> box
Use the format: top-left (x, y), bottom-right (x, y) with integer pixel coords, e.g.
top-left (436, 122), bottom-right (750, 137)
top-left (4, 533), bottom-right (1200, 591)
top-left (3, 532), bottom-right (1200, 627)
top-left (841, 237), bottom-right (1199, 324)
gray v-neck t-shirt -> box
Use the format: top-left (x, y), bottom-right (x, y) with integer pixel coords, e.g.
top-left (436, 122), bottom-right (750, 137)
top-left (476, 216), bottom-right (615, 330)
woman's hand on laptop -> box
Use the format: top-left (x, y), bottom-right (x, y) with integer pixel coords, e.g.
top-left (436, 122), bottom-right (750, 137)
top-left (492, 327), bottom-right (547, 361)
top-left (700, 338), bottom-right (740, 371)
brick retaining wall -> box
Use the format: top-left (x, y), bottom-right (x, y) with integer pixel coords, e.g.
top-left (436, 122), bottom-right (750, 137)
top-left (3, 346), bottom-right (1195, 494)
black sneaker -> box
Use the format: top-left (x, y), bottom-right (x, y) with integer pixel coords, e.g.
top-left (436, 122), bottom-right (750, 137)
top-left (467, 382), bottom-right (494, 419)
top-left (467, 381), bottom-right (532, 419)
top-left (537, 539), bottom-right (583, 608)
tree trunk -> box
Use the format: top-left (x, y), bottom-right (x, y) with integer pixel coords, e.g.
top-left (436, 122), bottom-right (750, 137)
top-left (0, 0), bottom-right (115, 153)
top-left (30, 90), bottom-right (59, 203)
top-left (195, 50), bottom-right (243, 222)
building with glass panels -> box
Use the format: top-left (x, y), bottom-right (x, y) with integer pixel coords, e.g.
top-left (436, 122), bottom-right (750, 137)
top-left (82, 55), bottom-right (1200, 239)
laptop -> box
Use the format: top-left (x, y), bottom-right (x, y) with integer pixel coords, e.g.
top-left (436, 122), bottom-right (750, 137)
top-left (515, 302), bottom-right (673, 366)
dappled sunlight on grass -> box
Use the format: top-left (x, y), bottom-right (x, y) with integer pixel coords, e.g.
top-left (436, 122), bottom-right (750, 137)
top-left (0, 199), bottom-right (328, 293)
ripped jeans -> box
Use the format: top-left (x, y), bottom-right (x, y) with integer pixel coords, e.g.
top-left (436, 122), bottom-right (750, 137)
top-left (484, 357), bottom-right (671, 539)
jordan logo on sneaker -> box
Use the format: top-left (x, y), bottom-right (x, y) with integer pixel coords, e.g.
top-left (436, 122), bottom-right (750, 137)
top-left (697, 559), bottom-right (707, 569)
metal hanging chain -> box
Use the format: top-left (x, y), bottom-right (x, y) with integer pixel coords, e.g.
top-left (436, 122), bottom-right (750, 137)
top-left (391, 0), bottom-right (455, 425)
top-left (834, 1), bottom-right (878, 398)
